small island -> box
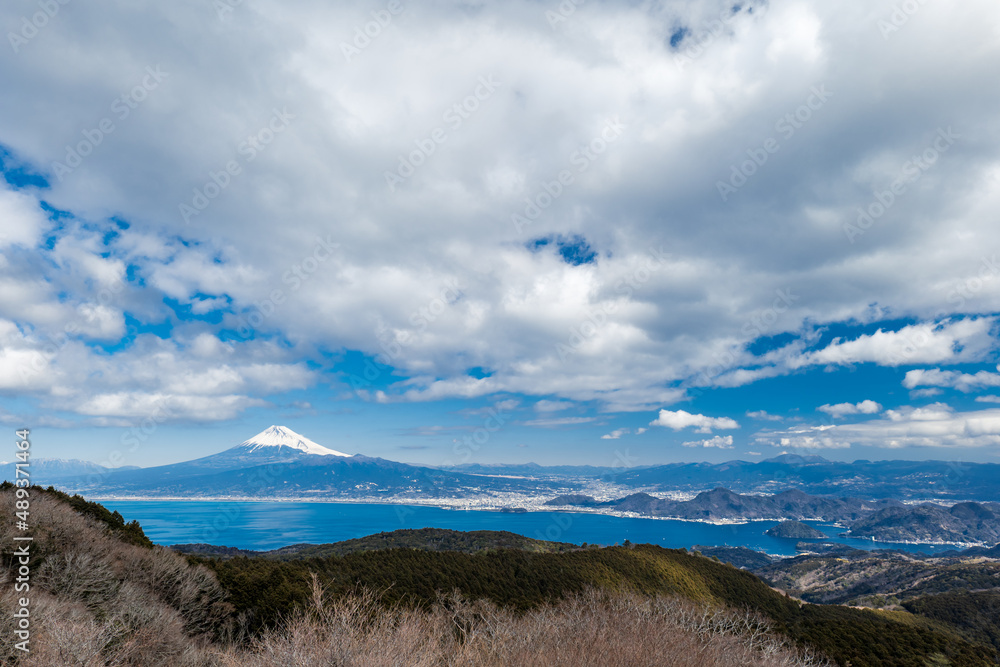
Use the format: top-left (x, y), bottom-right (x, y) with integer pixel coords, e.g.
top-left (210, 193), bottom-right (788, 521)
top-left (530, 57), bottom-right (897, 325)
top-left (765, 520), bottom-right (826, 540)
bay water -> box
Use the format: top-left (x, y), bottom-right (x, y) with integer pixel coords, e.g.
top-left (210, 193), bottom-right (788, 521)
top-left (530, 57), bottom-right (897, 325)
top-left (99, 499), bottom-right (960, 556)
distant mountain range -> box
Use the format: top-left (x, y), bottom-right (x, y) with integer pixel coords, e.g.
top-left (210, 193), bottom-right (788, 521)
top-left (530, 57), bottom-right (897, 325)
top-left (433, 454), bottom-right (1000, 501)
top-left (545, 487), bottom-right (902, 522)
top-left (0, 457), bottom-right (140, 485)
top-left (39, 426), bottom-right (567, 499)
top-left (545, 487), bottom-right (1000, 544)
top-left (11, 425), bottom-right (1000, 546)
top-left (478, 453), bottom-right (1000, 500)
top-left (15, 426), bottom-right (1000, 501)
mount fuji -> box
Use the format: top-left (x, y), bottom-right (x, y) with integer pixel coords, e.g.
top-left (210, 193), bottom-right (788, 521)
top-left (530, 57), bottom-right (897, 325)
top-left (200, 425), bottom-right (353, 467)
top-left (52, 425), bottom-right (566, 500)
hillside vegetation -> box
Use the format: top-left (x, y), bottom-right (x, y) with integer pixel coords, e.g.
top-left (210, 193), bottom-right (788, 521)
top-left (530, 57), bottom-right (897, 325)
top-left (1, 484), bottom-right (998, 666)
top-left (0, 483), bottom-right (233, 665)
top-left (172, 527), bottom-right (577, 560)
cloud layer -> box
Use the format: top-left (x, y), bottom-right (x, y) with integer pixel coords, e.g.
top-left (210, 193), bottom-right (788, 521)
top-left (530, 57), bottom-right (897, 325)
top-left (1, 0), bottom-right (999, 448)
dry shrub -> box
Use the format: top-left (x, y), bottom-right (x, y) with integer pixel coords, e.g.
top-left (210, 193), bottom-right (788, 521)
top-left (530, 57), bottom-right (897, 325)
top-left (1, 492), bottom-right (228, 666)
top-left (211, 584), bottom-right (829, 667)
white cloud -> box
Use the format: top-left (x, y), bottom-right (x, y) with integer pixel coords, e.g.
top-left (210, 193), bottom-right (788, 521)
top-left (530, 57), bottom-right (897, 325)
top-left (903, 366), bottom-right (1000, 392)
top-left (746, 410), bottom-right (783, 421)
top-left (601, 428), bottom-right (629, 440)
top-left (758, 403), bottom-right (1000, 449)
top-left (798, 321), bottom-right (994, 368)
top-left (534, 400), bottom-right (574, 413)
top-left (910, 388), bottom-right (943, 398)
top-left (818, 400), bottom-right (882, 418)
top-left (1, 0), bottom-right (1000, 430)
top-left (521, 416), bottom-right (595, 428)
top-left (709, 320), bottom-right (998, 391)
top-left (0, 185), bottom-right (48, 248)
top-left (682, 435), bottom-right (734, 449)
top-left (650, 409), bottom-right (739, 434)
top-left (75, 392), bottom-right (267, 422)
top-left (975, 395), bottom-right (1000, 403)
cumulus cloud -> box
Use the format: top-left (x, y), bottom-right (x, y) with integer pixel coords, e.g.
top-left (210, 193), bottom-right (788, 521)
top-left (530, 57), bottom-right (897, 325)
top-left (711, 320), bottom-right (998, 389)
top-left (1, 0), bottom-right (1000, 434)
top-left (650, 409), bottom-right (739, 434)
top-left (746, 410), bottom-right (783, 421)
top-left (758, 404), bottom-right (1000, 449)
top-left (903, 366), bottom-right (1000, 393)
top-left (682, 435), bottom-right (734, 449)
top-left (601, 428), bottom-right (630, 440)
top-left (910, 388), bottom-right (943, 398)
top-left (0, 185), bottom-right (48, 248)
top-left (796, 321), bottom-right (995, 368)
top-left (818, 400), bottom-right (882, 418)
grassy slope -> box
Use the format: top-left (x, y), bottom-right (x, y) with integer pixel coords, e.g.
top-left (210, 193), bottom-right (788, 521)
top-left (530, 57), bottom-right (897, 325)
top-left (200, 544), bottom-right (996, 666)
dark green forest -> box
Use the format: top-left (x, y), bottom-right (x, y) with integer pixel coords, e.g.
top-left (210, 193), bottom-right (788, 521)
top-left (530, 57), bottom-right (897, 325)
top-left (197, 541), bottom-right (996, 666)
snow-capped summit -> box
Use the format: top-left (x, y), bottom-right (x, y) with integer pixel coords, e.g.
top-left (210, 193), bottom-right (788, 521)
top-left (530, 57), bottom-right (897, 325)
top-left (236, 425), bottom-right (351, 457)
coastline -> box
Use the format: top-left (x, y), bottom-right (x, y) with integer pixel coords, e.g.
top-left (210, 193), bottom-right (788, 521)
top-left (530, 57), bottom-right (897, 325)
top-left (89, 494), bottom-right (992, 549)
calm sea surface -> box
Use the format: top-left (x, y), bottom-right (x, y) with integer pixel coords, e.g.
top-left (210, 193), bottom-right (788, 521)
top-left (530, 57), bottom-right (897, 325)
top-left (99, 500), bottom-right (959, 556)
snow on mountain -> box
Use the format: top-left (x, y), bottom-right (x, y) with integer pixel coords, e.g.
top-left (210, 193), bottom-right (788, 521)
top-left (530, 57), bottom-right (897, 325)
top-left (234, 425), bottom-right (351, 457)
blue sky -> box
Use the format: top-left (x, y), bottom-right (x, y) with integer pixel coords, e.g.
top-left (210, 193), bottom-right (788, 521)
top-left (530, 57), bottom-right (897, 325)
top-left (2, 0), bottom-right (1000, 467)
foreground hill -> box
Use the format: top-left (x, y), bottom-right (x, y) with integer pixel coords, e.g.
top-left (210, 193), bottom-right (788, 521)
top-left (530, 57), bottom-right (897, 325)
top-left (172, 527), bottom-right (577, 560)
top-left (195, 540), bottom-right (995, 665)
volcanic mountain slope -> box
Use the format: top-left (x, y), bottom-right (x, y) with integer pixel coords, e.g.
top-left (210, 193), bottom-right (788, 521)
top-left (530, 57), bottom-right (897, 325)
top-left (55, 426), bottom-right (566, 498)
